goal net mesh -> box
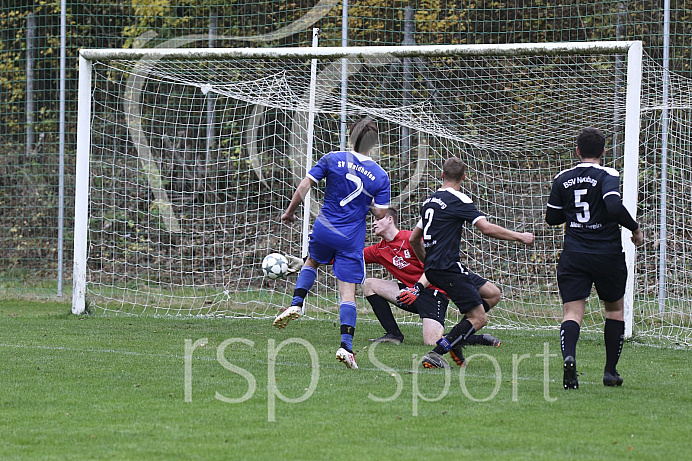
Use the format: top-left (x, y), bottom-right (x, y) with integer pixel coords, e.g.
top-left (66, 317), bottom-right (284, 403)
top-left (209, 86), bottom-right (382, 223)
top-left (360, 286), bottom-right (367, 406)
top-left (82, 46), bottom-right (692, 345)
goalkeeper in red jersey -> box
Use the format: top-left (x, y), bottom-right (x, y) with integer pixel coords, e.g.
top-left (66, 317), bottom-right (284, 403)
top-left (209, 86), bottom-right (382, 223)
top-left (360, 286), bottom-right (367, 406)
top-left (363, 207), bottom-right (501, 358)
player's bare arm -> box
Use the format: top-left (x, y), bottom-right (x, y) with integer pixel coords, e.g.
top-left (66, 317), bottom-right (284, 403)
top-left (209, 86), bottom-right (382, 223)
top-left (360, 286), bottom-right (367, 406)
top-left (281, 177), bottom-right (316, 223)
top-left (409, 225), bottom-right (426, 262)
top-left (413, 273), bottom-right (431, 289)
top-left (370, 205), bottom-right (387, 220)
top-left (474, 217), bottom-right (535, 245)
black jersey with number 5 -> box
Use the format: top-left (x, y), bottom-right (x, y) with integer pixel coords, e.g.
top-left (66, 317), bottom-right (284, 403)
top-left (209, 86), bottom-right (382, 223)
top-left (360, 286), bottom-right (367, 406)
top-left (416, 187), bottom-right (485, 270)
top-left (547, 162), bottom-right (623, 254)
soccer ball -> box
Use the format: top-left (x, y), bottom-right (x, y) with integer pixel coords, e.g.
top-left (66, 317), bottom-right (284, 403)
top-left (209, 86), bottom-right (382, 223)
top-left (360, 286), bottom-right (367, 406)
top-left (262, 253), bottom-right (288, 279)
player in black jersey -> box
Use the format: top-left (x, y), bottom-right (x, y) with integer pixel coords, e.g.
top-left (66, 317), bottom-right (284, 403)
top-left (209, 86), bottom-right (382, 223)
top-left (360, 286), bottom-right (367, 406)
top-left (409, 157), bottom-right (535, 369)
top-left (545, 127), bottom-right (644, 389)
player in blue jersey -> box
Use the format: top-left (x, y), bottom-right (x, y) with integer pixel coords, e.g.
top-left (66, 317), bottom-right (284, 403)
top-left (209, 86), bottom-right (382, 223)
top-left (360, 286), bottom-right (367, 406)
top-left (273, 117), bottom-right (391, 369)
top-left (545, 127), bottom-right (644, 389)
top-left (409, 157), bottom-right (535, 369)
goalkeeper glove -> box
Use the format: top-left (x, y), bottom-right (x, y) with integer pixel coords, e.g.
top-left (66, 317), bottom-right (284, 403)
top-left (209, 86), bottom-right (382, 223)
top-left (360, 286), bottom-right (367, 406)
top-left (397, 282), bottom-right (424, 307)
top-left (283, 254), bottom-right (305, 274)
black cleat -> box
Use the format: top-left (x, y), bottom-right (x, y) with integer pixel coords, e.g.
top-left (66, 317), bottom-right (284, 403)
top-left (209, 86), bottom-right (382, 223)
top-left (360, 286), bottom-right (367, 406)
top-left (464, 333), bottom-right (501, 347)
top-left (603, 370), bottom-right (623, 387)
top-left (421, 351), bottom-right (450, 369)
top-left (368, 333), bottom-right (404, 344)
top-left (449, 343), bottom-right (466, 367)
top-left (563, 356), bottom-right (578, 389)
top-left (478, 333), bottom-right (501, 347)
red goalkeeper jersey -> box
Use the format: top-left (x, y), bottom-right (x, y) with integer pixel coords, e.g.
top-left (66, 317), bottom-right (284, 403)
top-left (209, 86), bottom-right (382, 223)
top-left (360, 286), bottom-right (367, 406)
top-left (363, 230), bottom-right (445, 294)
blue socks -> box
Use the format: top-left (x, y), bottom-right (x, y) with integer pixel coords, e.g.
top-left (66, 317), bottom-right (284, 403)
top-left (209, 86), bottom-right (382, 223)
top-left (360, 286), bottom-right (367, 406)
top-left (339, 301), bottom-right (357, 352)
top-left (291, 265), bottom-right (317, 306)
top-left (291, 267), bottom-right (358, 353)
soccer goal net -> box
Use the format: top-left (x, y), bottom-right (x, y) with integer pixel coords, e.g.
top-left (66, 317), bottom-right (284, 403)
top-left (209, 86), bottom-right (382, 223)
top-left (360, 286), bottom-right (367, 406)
top-left (73, 40), bottom-right (692, 345)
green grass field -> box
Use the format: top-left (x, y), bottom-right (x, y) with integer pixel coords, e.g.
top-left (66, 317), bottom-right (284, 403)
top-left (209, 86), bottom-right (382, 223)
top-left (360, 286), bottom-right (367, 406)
top-left (1, 299), bottom-right (691, 460)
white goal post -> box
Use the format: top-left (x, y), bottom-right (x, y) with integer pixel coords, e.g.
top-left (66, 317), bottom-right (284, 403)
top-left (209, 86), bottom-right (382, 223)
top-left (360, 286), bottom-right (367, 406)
top-left (73, 41), bottom-right (656, 340)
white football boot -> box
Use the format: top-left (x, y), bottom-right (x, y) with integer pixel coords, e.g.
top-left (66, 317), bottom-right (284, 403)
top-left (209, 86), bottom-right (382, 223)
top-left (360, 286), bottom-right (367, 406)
top-left (335, 347), bottom-right (358, 369)
top-left (272, 305), bottom-right (302, 329)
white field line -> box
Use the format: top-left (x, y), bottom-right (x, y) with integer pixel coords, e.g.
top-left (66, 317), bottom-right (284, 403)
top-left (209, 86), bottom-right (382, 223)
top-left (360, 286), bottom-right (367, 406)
top-left (0, 342), bottom-right (560, 383)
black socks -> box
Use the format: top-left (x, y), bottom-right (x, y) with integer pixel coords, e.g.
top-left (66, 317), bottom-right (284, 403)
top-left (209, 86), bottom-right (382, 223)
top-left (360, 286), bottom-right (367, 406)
top-left (604, 318), bottom-right (625, 373)
top-left (560, 320), bottom-right (580, 360)
top-left (433, 319), bottom-right (475, 355)
top-left (366, 294), bottom-right (402, 337)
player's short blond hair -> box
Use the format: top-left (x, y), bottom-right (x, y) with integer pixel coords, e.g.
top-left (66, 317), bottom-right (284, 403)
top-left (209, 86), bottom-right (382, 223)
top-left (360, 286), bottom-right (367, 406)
top-left (443, 157), bottom-right (466, 182)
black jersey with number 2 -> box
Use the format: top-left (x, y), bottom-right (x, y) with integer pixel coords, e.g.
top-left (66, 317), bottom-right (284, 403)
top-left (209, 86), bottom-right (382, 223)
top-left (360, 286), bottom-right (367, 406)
top-left (547, 162), bottom-right (623, 254)
top-left (416, 187), bottom-right (485, 271)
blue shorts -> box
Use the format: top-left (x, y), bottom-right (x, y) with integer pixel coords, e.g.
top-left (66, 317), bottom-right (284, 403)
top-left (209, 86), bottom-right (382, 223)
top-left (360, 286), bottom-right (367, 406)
top-left (308, 235), bottom-right (365, 284)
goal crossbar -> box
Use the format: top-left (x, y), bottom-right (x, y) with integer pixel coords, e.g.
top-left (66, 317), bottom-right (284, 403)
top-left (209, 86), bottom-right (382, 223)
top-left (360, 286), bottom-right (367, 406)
top-left (80, 41), bottom-right (640, 62)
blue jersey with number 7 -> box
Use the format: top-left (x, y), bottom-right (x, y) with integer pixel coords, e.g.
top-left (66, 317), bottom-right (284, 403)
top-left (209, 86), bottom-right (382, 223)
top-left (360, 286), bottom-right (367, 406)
top-left (307, 150), bottom-right (390, 249)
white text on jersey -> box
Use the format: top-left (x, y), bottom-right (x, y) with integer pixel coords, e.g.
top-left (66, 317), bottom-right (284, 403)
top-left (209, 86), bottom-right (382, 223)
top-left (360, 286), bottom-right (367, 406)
top-left (337, 160), bottom-right (376, 181)
top-left (562, 176), bottom-right (598, 189)
top-left (422, 196), bottom-right (448, 209)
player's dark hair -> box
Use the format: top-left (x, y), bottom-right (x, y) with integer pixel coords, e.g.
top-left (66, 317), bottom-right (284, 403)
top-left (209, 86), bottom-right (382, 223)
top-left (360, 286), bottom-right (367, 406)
top-left (577, 127), bottom-right (606, 159)
top-left (350, 117), bottom-right (378, 154)
top-left (442, 157), bottom-right (466, 182)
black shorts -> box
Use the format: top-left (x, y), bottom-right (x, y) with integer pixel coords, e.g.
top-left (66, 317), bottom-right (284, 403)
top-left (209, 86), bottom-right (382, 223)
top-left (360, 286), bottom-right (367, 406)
top-left (425, 263), bottom-right (484, 314)
top-left (557, 251), bottom-right (627, 303)
top-left (397, 283), bottom-right (449, 325)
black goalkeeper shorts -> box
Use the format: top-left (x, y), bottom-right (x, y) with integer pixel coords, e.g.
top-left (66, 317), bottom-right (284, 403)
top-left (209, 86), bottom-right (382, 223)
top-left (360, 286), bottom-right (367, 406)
top-left (397, 283), bottom-right (449, 325)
